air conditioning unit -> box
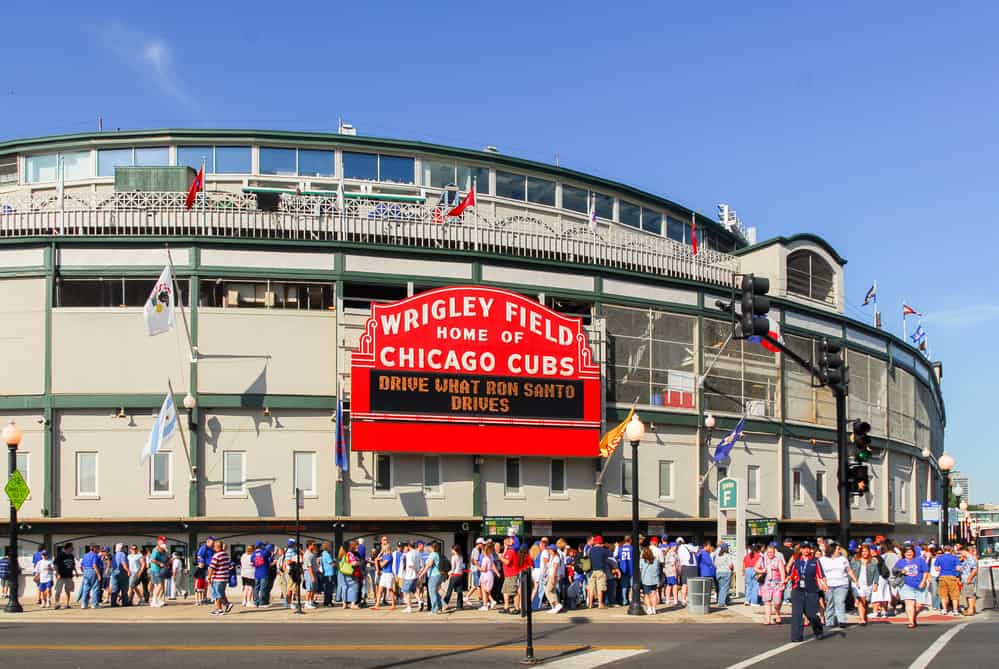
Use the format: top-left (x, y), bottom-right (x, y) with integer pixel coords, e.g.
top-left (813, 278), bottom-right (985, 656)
top-left (226, 290), bottom-right (240, 307)
top-left (746, 400), bottom-right (768, 417)
top-left (264, 291), bottom-right (276, 308)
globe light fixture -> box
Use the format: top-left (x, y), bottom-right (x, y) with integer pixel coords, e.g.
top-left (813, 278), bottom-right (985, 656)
top-left (2, 420), bottom-right (23, 446)
top-left (183, 394), bottom-right (197, 410)
top-left (704, 414), bottom-right (716, 430)
top-left (952, 485), bottom-right (964, 498)
top-left (938, 453), bottom-right (955, 472)
top-left (625, 414), bottom-right (646, 443)
top-left (920, 447), bottom-right (931, 459)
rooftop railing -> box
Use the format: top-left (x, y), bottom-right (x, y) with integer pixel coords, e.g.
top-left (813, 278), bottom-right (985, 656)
top-left (0, 190), bottom-right (739, 285)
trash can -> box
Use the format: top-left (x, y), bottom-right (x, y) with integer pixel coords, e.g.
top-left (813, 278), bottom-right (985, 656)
top-left (687, 577), bottom-right (712, 615)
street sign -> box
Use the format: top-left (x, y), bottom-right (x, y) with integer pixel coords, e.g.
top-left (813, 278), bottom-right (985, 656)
top-left (747, 517), bottom-right (779, 537)
top-left (922, 500), bottom-right (941, 523)
top-left (4, 469), bottom-right (29, 511)
top-left (483, 516), bottom-right (524, 538)
top-left (719, 478), bottom-right (738, 510)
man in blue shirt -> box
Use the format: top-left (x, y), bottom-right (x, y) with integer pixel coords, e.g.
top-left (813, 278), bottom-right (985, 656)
top-left (109, 543), bottom-right (130, 607)
top-left (195, 537), bottom-right (216, 605)
top-left (251, 541), bottom-right (270, 607)
top-left (32, 546), bottom-right (45, 604)
top-left (320, 542), bottom-right (336, 607)
top-left (617, 536), bottom-right (633, 606)
top-left (79, 545), bottom-right (103, 609)
top-left (586, 537), bottom-right (610, 609)
top-left (934, 545), bottom-right (962, 616)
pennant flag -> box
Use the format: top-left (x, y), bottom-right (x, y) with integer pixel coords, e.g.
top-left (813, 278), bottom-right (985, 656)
top-left (712, 417), bottom-right (746, 463)
top-left (185, 166), bottom-right (204, 210)
top-left (447, 185), bottom-right (476, 217)
top-left (334, 397), bottom-right (349, 472)
top-left (862, 285), bottom-right (876, 306)
top-left (902, 303), bottom-right (922, 317)
top-left (910, 323), bottom-right (927, 345)
top-left (598, 403), bottom-right (636, 458)
top-left (691, 216), bottom-right (699, 256)
top-left (143, 265), bottom-right (176, 337)
top-left (588, 194), bottom-right (598, 232)
top-left (140, 392), bottom-right (178, 465)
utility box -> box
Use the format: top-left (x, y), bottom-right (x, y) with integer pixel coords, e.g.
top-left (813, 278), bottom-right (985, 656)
top-left (114, 166), bottom-right (196, 192)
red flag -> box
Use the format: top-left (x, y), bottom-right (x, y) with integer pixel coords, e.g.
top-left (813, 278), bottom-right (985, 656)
top-left (185, 167), bottom-right (204, 210)
top-left (447, 186), bottom-right (476, 217)
top-left (691, 217), bottom-right (699, 256)
top-left (902, 303), bottom-right (922, 317)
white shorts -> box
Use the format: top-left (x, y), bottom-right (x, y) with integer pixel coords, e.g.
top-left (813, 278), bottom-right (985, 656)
top-left (378, 572), bottom-right (394, 589)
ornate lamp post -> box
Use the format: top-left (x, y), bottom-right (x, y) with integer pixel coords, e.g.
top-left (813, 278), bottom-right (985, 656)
top-left (4, 420), bottom-right (24, 613)
top-left (625, 414), bottom-right (646, 616)
top-left (938, 453), bottom-right (955, 544)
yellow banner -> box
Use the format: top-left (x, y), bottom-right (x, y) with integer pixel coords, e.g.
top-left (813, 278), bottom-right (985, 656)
top-left (598, 404), bottom-right (635, 458)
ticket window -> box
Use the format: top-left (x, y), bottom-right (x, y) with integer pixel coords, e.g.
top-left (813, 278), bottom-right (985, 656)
top-left (229, 544), bottom-right (246, 564)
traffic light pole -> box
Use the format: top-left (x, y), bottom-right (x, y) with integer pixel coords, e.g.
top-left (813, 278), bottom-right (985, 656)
top-left (835, 389), bottom-right (851, 549)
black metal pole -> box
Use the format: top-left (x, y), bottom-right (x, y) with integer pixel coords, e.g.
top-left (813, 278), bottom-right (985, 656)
top-left (5, 441), bottom-right (22, 613)
top-left (294, 488), bottom-right (303, 614)
top-left (941, 472), bottom-right (950, 544)
top-left (521, 569), bottom-right (536, 664)
top-left (835, 390), bottom-right (850, 549)
top-left (627, 438), bottom-right (643, 615)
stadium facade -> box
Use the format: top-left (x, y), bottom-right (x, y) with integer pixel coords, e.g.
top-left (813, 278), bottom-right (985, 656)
top-left (0, 129), bottom-right (945, 562)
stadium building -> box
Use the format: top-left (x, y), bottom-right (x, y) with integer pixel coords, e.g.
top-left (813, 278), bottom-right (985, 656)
top-left (0, 128), bottom-right (946, 563)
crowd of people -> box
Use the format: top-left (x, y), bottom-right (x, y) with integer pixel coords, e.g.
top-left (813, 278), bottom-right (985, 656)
top-left (0, 531), bottom-right (983, 637)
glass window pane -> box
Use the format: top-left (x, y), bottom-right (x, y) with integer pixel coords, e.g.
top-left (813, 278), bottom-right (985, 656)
top-left (594, 193), bottom-right (613, 219)
top-left (97, 148), bottom-right (133, 177)
top-left (259, 147), bottom-right (297, 175)
top-left (659, 461), bottom-right (672, 498)
top-left (223, 452), bottom-right (244, 493)
top-left (816, 471), bottom-right (826, 502)
top-left (792, 470), bottom-right (802, 503)
top-left (62, 151), bottom-right (91, 180)
top-left (25, 153), bottom-right (59, 183)
top-left (423, 160), bottom-right (456, 188)
top-left (294, 452), bottom-right (313, 493)
top-left (550, 459), bottom-right (565, 494)
top-left (666, 216), bottom-right (687, 243)
top-left (152, 452), bottom-right (170, 493)
top-left (343, 152), bottom-right (378, 180)
top-left (642, 208), bottom-right (662, 234)
top-left (77, 453), bottom-right (97, 495)
top-left (748, 466), bottom-right (759, 500)
top-left (505, 458), bottom-right (521, 494)
top-left (215, 146), bottom-right (251, 174)
top-left (457, 165), bottom-right (489, 193)
top-left (527, 177), bottom-right (555, 206)
top-left (424, 456), bottom-right (441, 492)
top-left (375, 454), bottom-right (391, 491)
top-left (15, 452), bottom-right (28, 477)
top-left (495, 171), bottom-right (526, 200)
top-left (177, 146), bottom-right (214, 173)
top-left (378, 155), bottom-right (414, 184)
top-left (561, 184), bottom-right (588, 213)
top-left (619, 201), bottom-right (640, 228)
top-left (298, 149), bottom-right (334, 177)
top-left (622, 459), bottom-right (633, 496)
top-left (134, 147), bottom-right (169, 166)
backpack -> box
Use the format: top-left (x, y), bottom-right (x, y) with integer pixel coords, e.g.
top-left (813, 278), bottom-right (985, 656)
top-left (877, 556), bottom-right (890, 580)
top-left (288, 559), bottom-right (303, 580)
top-left (578, 556), bottom-right (592, 573)
top-left (339, 554), bottom-right (355, 576)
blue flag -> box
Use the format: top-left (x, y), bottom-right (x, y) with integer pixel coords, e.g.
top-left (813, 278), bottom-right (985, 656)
top-left (334, 397), bottom-right (349, 472)
top-left (712, 417), bottom-right (745, 463)
top-left (140, 392), bottom-right (178, 464)
top-left (910, 324), bottom-right (926, 346)
top-left (862, 284), bottom-right (876, 306)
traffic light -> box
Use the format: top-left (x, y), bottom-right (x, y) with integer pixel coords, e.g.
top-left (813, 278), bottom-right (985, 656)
top-left (740, 274), bottom-right (771, 338)
top-left (819, 338), bottom-right (847, 393)
top-left (851, 419), bottom-right (873, 462)
top-left (849, 464), bottom-right (870, 496)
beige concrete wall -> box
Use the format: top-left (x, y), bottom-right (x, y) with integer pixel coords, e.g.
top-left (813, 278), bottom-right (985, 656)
top-left (888, 451), bottom-right (916, 526)
top-left (346, 453), bottom-right (474, 518)
top-left (483, 456), bottom-right (596, 519)
top-left (784, 439), bottom-right (841, 523)
top-left (702, 433), bottom-right (781, 521)
top-left (51, 309), bottom-right (191, 394)
top-left (198, 310), bottom-right (336, 396)
top-left (200, 410), bottom-right (334, 519)
top-left (0, 278), bottom-right (46, 395)
top-left (55, 410), bottom-right (188, 519)
top-left (0, 413), bottom-right (46, 519)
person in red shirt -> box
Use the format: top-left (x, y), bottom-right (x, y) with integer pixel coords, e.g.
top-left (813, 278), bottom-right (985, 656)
top-left (743, 544), bottom-right (761, 606)
top-left (498, 536), bottom-right (520, 613)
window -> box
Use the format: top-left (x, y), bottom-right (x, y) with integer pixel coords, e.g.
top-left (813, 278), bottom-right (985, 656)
top-left (619, 201), bottom-right (640, 228)
top-left (888, 368), bottom-right (916, 443)
top-left (291, 451), bottom-right (316, 497)
top-left (374, 454), bottom-right (392, 492)
top-left (748, 465), bottom-right (760, 502)
top-left (97, 148), bottom-right (133, 176)
top-left (505, 458), bottom-right (521, 496)
top-left (792, 470), bottom-right (802, 504)
top-left (550, 459), bottom-right (566, 496)
top-left (604, 304), bottom-right (696, 407)
top-left (641, 208), bottom-right (662, 235)
top-left (816, 471), bottom-right (826, 503)
top-left (666, 216), bottom-right (692, 245)
top-left (495, 171), bottom-right (526, 200)
top-left (57, 277), bottom-right (189, 308)
top-left (151, 451), bottom-right (172, 495)
top-left (134, 147), bottom-right (169, 166)
top-left (847, 350), bottom-right (888, 435)
top-left (659, 460), bottom-right (674, 499)
top-left (526, 176), bottom-right (555, 206)
top-left (459, 165), bottom-right (489, 192)
top-left (898, 479), bottom-right (907, 513)
top-left (76, 452), bottom-right (98, 497)
top-left (621, 459), bottom-right (633, 497)
top-left (785, 334), bottom-right (835, 426)
top-left (703, 318), bottom-right (778, 418)
top-left (215, 146), bottom-right (251, 173)
top-left (0, 156), bottom-right (16, 184)
top-left (25, 150), bottom-right (91, 183)
top-left (62, 151), bottom-right (91, 180)
top-left (561, 184), bottom-right (589, 213)
top-left (423, 456), bottom-right (441, 494)
top-left (888, 478), bottom-right (895, 512)
top-left (222, 451), bottom-right (246, 496)
top-left (341, 282), bottom-right (407, 310)
top-left (198, 280), bottom-right (332, 310)
top-left (786, 250), bottom-right (836, 305)
top-left (177, 146), bottom-right (214, 173)
top-left (422, 160), bottom-right (488, 192)
top-left (343, 152), bottom-right (413, 183)
top-left (259, 147), bottom-right (297, 175)
top-left (593, 193), bottom-right (613, 219)
top-left (298, 149), bottom-right (335, 177)
top-left (378, 155), bottom-right (415, 184)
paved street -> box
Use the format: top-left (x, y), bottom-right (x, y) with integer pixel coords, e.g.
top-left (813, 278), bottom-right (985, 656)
top-left (0, 611), bottom-right (993, 668)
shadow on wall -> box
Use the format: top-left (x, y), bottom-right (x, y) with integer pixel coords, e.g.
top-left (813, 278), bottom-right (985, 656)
top-left (248, 484), bottom-right (276, 518)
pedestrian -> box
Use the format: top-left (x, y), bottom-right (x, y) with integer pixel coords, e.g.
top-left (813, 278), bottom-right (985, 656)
top-left (52, 545), bottom-right (78, 610)
top-left (357, 537), bottom-right (370, 605)
top-left (743, 544), bottom-right (761, 606)
top-left (374, 539), bottom-right (397, 611)
top-left (125, 545), bottom-right (144, 605)
top-left (714, 543), bottom-right (735, 607)
top-left (477, 541), bottom-right (497, 611)
top-left (99, 546), bottom-right (111, 605)
top-left (499, 535), bottom-right (521, 613)
top-left (696, 540), bottom-right (717, 604)
top-left (676, 537), bottom-right (698, 606)
top-left (785, 541), bottom-right (827, 642)
top-left (109, 543), bottom-right (130, 607)
top-left (585, 536), bottom-right (609, 609)
top-left (170, 552), bottom-right (187, 600)
top-left (895, 544), bottom-right (930, 629)
top-left (542, 543), bottom-right (563, 614)
top-left (639, 546), bottom-right (660, 615)
top-left (0, 548), bottom-right (10, 599)
top-left (78, 544), bottom-right (102, 609)
top-left (250, 541), bottom-right (269, 607)
top-left (338, 541), bottom-right (361, 609)
top-left (303, 541), bottom-right (319, 609)
top-left (148, 536), bottom-right (170, 607)
top-left (207, 540), bottom-right (234, 616)
top-left (818, 541), bottom-right (856, 629)
top-left (468, 539), bottom-right (483, 603)
top-left (320, 541), bottom-right (336, 607)
top-left (441, 544), bottom-right (465, 612)
top-left (662, 542), bottom-right (678, 607)
top-left (34, 549), bottom-right (54, 608)
top-left (284, 539), bottom-right (301, 609)
top-left (755, 542), bottom-right (786, 624)
top-left (960, 546), bottom-right (978, 617)
top-left (934, 544), bottom-right (962, 616)
top-left (240, 545), bottom-right (255, 607)
top-left (32, 545), bottom-right (45, 605)
top-left (850, 544), bottom-right (879, 625)
top-left (195, 537), bottom-right (215, 606)
top-left (419, 541), bottom-right (443, 615)
top-left (617, 535), bottom-right (634, 607)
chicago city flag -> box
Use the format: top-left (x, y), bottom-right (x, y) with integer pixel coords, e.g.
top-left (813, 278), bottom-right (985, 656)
top-left (140, 392), bottom-right (178, 465)
top-left (599, 402), bottom-right (637, 458)
top-left (144, 265), bottom-right (176, 336)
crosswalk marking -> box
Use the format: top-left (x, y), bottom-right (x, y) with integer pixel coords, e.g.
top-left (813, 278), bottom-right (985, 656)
top-left (541, 648), bottom-right (649, 668)
top-left (908, 622), bottom-right (971, 669)
top-left (724, 639), bottom-right (814, 669)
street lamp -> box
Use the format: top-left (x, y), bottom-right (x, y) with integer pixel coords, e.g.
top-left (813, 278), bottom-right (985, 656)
top-left (938, 453), bottom-right (955, 544)
top-left (625, 414), bottom-right (645, 616)
top-left (3, 420), bottom-right (23, 613)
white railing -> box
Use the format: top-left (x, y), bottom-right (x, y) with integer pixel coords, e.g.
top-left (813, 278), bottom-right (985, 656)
top-left (0, 191), bottom-right (739, 285)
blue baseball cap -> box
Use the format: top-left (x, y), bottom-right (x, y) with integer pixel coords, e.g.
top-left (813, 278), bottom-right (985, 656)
top-left (287, 539), bottom-right (296, 547)
top-left (848, 540), bottom-right (859, 551)
top-left (254, 540), bottom-right (264, 548)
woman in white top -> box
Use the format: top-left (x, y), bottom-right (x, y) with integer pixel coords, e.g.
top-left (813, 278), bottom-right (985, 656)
top-left (240, 548), bottom-right (255, 607)
top-left (819, 543), bottom-right (857, 628)
top-left (170, 553), bottom-right (187, 600)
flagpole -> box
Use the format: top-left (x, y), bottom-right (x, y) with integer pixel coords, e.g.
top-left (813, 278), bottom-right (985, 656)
top-left (200, 157), bottom-right (207, 233)
top-left (165, 245), bottom-right (197, 362)
top-left (472, 176), bottom-right (480, 253)
top-left (167, 378), bottom-right (195, 479)
top-left (902, 300), bottom-right (907, 341)
top-left (873, 280), bottom-right (878, 328)
top-left (57, 155), bottom-right (65, 235)
top-left (594, 397), bottom-right (639, 489)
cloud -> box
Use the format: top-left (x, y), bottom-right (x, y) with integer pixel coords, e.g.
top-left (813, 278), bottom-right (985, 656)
top-left (921, 304), bottom-right (999, 328)
top-left (95, 22), bottom-right (197, 108)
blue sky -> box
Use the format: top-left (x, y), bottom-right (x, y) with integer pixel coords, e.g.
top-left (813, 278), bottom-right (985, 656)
top-left (2, 2), bottom-right (995, 501)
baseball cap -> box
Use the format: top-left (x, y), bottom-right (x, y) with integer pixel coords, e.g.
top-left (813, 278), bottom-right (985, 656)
top-left (475, 538), bottom-right (485, 545)
top-left (358, 538), bottom-right (365, 545)
top-left (207, 536), bottom-right (216, 541)
top-left (286, 539), bottom-right (296, 547)
top-left (593, 535), bottom-right (603, 544)
top-left (800, 541), bottom-right (813, 548)
top-left (40, 549), bottom-right (48, 556)
top-left (675, 537), bottom-right (685, 544)
top-left (783, 537), bottom-right (793, 543)
top-left (254, 540), bottom-right (264, 548)
top-left (649, 536), bottom-right (659, 544)
top-left (768, 541), bottom-right (778, 548)
top-left (157, 535), bottom-right (166, 543)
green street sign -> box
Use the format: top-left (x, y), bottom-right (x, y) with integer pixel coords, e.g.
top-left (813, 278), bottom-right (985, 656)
top-left (4, 469), bottom-right (29, 511)
top-left (719, 478), bottom-right (738, 510)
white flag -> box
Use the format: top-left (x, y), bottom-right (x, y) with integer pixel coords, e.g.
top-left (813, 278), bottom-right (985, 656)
top-left (140, 392), bottom-right (178, 465)
top-left (144, 265), bottom-right (176, 336)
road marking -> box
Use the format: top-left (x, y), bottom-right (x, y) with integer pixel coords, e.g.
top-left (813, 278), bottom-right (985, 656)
top-left (724, 639), bottom-right (813, 669)
top-left (0, 643), bottom-right (644, 653)
top-left (541, 648), bottom-right (648, 668)
top-left (908, 622), bottom-right (971, 669)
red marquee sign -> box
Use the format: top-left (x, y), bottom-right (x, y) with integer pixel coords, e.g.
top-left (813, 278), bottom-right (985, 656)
top-left (351, 286), bottom-right (600, 457)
